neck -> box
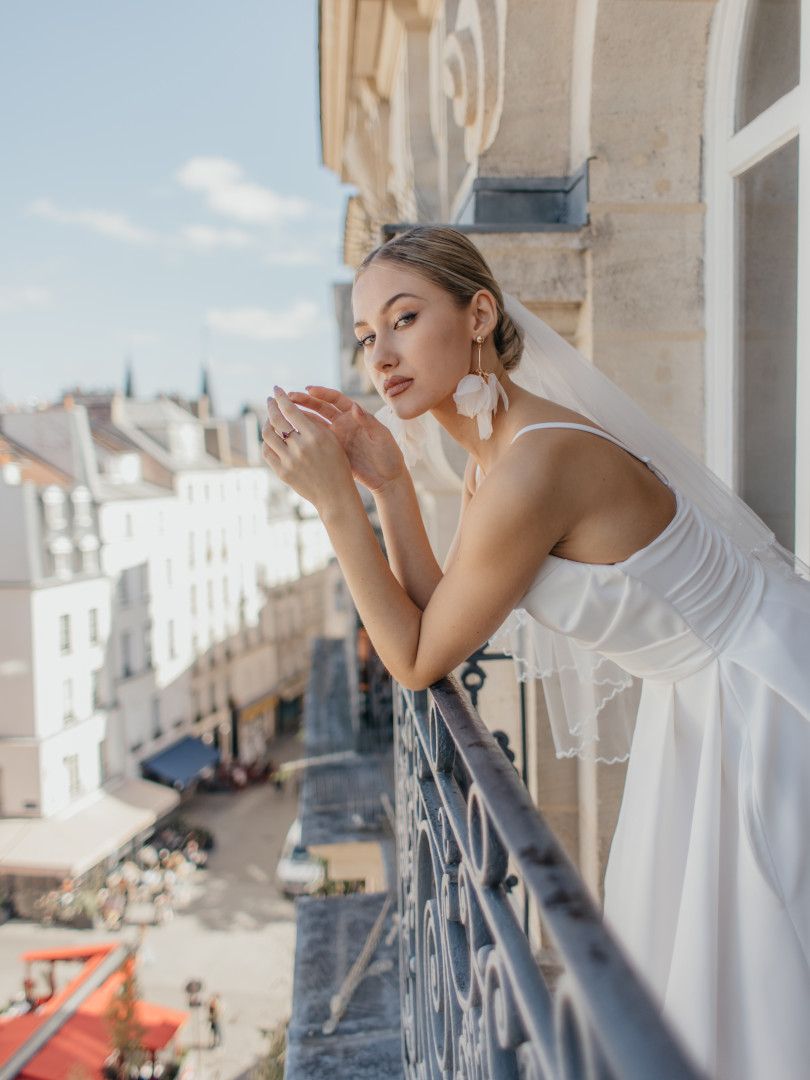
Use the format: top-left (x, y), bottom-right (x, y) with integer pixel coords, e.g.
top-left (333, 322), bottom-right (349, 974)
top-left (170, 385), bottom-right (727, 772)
top-left (430, 371), bottom-right (523, 472)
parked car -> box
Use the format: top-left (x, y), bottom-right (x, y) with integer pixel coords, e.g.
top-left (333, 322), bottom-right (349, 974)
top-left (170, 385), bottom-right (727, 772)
top-left (275, 819), bottom-right (325, 897)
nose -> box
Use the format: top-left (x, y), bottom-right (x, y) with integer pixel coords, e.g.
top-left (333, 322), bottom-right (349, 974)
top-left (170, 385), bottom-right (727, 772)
top-left (368, 338), bottom-right (397, 372)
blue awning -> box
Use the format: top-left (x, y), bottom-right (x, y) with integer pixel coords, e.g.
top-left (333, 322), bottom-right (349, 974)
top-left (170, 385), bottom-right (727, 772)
top-left (142, 736), bottom-right (220, 791)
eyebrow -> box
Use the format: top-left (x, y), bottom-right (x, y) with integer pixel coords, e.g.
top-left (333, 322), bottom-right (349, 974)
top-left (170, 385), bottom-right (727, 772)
top-left (353, 292), bottom-right (425, 329)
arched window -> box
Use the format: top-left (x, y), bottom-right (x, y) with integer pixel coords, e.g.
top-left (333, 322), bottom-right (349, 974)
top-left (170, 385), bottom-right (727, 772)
top-left (706, 0), bottom-right (805, 556)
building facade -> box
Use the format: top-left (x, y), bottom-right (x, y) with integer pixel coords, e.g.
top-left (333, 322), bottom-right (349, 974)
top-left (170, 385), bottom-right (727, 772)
top-left (318, 0), bottom-right (804, 896)
top-left (0, 388), bottom-right (332, 886)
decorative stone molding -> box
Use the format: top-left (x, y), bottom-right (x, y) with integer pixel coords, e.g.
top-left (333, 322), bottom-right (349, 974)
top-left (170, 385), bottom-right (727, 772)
top-left (442, 0), bottom-right (506, 163)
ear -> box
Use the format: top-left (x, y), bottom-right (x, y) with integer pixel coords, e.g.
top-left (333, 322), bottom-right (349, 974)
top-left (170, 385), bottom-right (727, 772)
top-left (469, 289), bottom-right (499, 340)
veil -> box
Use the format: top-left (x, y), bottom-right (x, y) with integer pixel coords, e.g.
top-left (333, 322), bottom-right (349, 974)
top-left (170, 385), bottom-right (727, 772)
top-left (488, 294), bottom-right (808, 762)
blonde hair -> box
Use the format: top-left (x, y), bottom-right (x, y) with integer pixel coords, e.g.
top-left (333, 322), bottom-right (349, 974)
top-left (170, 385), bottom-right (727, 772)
top-left (355, 226), bottom-right (524, 370)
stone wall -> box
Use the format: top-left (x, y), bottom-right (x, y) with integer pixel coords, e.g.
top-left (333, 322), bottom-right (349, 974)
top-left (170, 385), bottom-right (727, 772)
top-left (319, 0), bottom-right (717, 898)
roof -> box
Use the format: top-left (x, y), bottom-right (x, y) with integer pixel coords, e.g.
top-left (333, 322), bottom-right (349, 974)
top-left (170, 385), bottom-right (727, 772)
top-left (0, 945), bottom-right (187, 1080)
top-left (0, 433), bottom-right (73, 488)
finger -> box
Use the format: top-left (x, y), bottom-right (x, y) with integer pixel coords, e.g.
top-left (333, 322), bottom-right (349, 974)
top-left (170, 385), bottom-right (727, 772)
top-left (303, 386), bottom-right (357, 413)
top-left (272, 385), bottom-right (310, 433)
top-left (261, 416), bottom-right (284, 454)
top-left (265, 397), bottom-right (294, 436)
top-left (287, 391), bottom-right (342, 422)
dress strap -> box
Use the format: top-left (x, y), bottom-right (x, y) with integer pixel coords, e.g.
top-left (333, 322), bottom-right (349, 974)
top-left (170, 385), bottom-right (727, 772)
top-left (511, 422), bottom-right (670, 486)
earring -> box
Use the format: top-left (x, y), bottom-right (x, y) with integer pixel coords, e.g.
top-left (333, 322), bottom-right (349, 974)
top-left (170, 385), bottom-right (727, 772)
top-left (453, 335), bottom-right (509, 440)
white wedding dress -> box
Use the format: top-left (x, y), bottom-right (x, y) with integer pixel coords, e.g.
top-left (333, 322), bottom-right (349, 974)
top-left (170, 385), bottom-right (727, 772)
top-left (508, 424), bottom-right (810, 1080)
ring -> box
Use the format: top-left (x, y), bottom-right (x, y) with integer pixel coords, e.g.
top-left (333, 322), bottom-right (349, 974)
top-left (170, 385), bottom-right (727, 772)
top-left (280, 429), bottom-right (296, 440)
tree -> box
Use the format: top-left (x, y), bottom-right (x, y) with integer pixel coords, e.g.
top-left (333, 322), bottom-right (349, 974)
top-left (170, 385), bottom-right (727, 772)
top-left (104, 958), bottom-right (147, 1078)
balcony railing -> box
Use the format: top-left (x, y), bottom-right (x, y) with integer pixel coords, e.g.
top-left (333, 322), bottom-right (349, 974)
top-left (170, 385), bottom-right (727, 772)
top-left (394, 675), bottom-right (706, 1080)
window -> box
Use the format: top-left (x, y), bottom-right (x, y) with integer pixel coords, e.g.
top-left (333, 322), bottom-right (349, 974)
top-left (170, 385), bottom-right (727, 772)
top-left (140, 564), bottom-right (149, 600)
top-left (166, 559), bottom-right (173, 587)
top-left (190, 584), bottom-right (198, 616)
top-left (206, 530), bottom-right (213, 563)
top-left (207, 580), bottom-right (214, 610)
top-left (99, 740), bottom-right (109, 784)
top-left (707, 0), bottom-right (807, 556)
top-left (221, 527), bottom-right (228, 559)
top-left (89, 608), bottom-right (98, 645)
top-left (189, 533), bottom-right (196, 568)
top-left (91, 670), bottom-right (102, 710)
top-left (121, 632), bottom-right (132, 678)
top-left (62, 679), bottom-right (74, 722)
top-left (143, 624), bottom-right (152, 669)
top-left (204, 484), bottom-right (210, 502)
top-left (151, 696), bottom-right (162, 739)
top-left (124, 513), bottom-right (133, 538)
top-left (209, 682), bottom-right (217, 714)
top-left (59, 614), bottom-right (71, 654)
top-left (65, 754), bottom-right (80, 799)
top-left (168, 620), bottom-right (176, 660)
top-left (222, 578), bottom-right (229, 606)
top-left (118, 572), bottom-right (129, 606)
top-left (82, 548), bottom-right (99, 574)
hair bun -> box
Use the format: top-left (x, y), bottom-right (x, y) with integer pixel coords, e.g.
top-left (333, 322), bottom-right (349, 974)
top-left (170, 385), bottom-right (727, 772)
top-left (495, 311), bottom-right (524, 371)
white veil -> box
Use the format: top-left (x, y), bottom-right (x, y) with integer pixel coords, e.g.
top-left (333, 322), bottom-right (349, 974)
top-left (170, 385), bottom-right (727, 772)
top-left (489, 294), bottom-right (807, 762)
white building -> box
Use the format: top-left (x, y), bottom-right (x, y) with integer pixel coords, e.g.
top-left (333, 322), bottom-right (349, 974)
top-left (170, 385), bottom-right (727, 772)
top-left (0, 387), bottom-right (332, 892)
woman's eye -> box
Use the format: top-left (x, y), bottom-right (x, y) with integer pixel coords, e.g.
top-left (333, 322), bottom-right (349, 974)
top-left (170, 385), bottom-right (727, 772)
top-left (355, 333), bottom-right (374, 349)
top-left (394, 312), bottom-right (416, 329)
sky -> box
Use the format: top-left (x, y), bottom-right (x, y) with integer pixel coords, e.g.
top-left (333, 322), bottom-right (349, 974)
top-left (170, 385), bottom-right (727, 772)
top-left (0, 2), bottom-right (354, 417)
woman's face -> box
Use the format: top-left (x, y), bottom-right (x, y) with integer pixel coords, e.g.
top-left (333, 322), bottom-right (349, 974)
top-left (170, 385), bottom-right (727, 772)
top-left (352, 262), bottom-right (474, 419)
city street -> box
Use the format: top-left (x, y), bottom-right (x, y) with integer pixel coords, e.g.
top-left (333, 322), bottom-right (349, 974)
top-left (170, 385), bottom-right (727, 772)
top-left (0, 733), bottom-right (304, 1080)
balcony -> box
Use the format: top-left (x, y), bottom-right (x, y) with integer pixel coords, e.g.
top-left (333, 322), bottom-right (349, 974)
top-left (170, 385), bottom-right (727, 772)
top-left (286, 644), bottom-right (707, 1080)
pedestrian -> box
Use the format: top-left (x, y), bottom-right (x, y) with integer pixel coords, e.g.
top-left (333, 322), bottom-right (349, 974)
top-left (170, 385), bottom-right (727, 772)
top-left (207, 993), bottom-right (222, 1048)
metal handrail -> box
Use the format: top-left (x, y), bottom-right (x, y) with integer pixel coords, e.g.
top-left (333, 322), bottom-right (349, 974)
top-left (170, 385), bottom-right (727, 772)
top-left (394, 674), bottom-right (707, 1080)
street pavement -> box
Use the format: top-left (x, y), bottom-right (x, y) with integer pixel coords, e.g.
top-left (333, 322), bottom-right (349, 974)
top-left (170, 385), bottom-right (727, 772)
top-left (0, 732), bottom-right (304, 1080)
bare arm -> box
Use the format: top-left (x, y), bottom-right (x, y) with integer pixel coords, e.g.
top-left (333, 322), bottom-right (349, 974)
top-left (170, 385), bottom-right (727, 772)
top-left (264, 389), bottom-right (569, 690)
top-left (288, 386), bottom-right (443, 609)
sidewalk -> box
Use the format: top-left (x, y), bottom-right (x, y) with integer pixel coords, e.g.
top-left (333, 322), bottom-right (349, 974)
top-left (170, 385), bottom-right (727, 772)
top-left (0, 732), bottom-right (304, 1080)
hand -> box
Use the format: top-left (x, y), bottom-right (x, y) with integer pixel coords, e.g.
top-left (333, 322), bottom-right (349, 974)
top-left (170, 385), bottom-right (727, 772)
top-left (262, 387), bottom-right (356, 511)
top-left (287, 386), bottom-right (407, 495)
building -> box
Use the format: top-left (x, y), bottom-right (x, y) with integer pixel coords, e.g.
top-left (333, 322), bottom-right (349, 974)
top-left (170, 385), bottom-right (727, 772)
top-left (318, 0), bottom-right (805, 897)
top-left (0, 384), bottom-right (332, 902)
top-left (300, 2), bottom-right (802, 1076)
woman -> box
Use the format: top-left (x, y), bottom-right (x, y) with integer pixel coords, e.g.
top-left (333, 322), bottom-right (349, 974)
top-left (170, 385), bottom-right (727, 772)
top-left (262, 226), bottom-right (810, 1080)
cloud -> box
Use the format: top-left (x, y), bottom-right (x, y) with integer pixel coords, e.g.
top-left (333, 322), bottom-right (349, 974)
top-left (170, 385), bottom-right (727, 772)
top-left (29, 198), bottom-right (160, 246)
top-left (181, 224), bottom-right (257, 251)
top-left (205, 300), bottom-right (322, 341)
top-left (176, 157), bottom-right (311, 225)
top-left (0, 286), bottom-right (51, 312)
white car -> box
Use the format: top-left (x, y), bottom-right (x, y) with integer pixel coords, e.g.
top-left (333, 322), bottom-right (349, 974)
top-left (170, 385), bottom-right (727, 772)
top-left (275, 819), bottom-right (326, 897)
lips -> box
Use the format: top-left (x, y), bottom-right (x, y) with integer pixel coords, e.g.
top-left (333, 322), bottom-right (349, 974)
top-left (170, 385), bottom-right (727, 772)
top-left (384, 377), bottom-right (413, 398)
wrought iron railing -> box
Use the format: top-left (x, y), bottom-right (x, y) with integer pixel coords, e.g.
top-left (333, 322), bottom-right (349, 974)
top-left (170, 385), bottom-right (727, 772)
top-left (394, 674), bottom-right (706, 1080)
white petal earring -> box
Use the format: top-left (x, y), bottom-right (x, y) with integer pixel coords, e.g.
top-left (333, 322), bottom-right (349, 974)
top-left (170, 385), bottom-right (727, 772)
top-left (453, 335), bottom-right (509, 440)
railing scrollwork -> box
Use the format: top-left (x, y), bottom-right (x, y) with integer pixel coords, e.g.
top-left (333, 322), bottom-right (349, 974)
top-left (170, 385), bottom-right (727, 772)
top-left (395, 675), bottom-right (706, 1080)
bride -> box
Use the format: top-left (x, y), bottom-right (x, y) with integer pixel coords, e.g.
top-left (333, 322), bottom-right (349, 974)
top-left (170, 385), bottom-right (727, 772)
top-left (262, 225), bottom-right (810, 1080)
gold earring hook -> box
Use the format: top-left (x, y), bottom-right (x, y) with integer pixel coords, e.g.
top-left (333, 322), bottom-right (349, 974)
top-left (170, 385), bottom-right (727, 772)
top-left (474, 336), bottom-right (487, 379)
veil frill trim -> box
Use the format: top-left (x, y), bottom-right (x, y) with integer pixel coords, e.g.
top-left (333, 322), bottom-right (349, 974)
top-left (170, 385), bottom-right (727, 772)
top-left (489, 295), bottom-right (809, 764)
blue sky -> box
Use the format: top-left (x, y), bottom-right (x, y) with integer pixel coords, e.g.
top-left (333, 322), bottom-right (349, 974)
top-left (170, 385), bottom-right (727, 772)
top-left (0, 2), bottom-right (354, 416)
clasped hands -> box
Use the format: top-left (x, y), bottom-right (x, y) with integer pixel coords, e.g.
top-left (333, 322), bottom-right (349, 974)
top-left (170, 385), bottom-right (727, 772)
top-left (262, 386), bottom-right (406, 507)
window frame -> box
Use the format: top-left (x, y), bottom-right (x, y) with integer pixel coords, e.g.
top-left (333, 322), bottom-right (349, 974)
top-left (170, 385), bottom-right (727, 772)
top-left (705, 0), bottom-right (810, 560)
